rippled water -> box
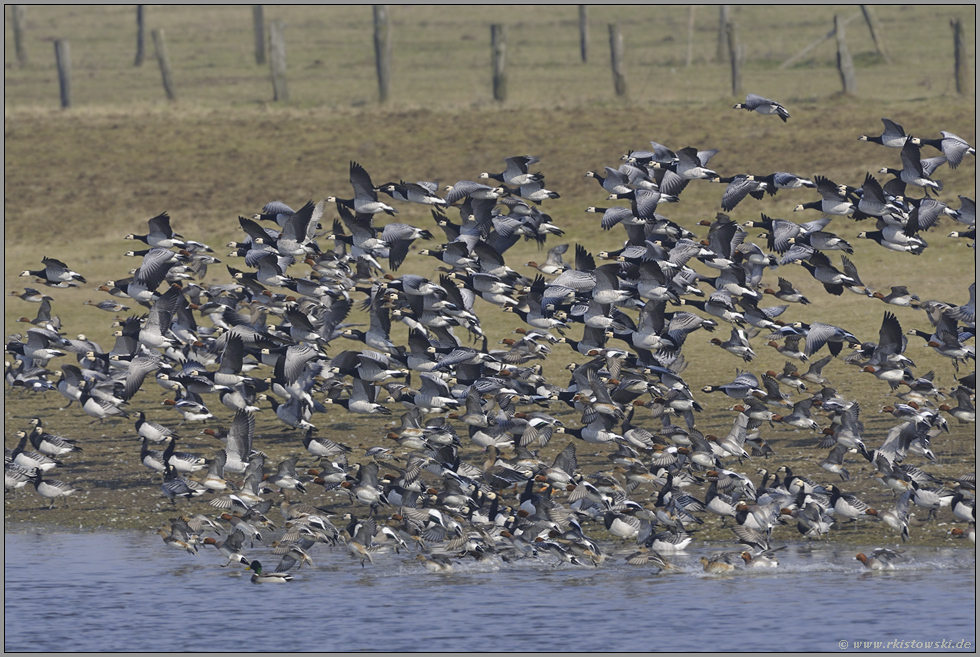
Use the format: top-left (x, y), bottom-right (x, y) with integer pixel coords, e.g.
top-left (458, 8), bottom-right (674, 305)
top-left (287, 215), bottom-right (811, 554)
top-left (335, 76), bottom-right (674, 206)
top-left (4, 529), bottom-right (976, 652)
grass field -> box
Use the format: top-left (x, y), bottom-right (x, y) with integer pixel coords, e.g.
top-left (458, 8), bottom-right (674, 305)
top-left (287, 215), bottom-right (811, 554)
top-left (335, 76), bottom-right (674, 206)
top-left (4, 6), bottom-right (976, 109)
top-left (3, 6), bottom-right (976, 547)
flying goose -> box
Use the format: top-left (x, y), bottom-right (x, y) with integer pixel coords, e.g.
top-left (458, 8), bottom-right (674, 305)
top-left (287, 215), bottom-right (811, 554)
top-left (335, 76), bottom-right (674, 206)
top-left (480, 155), bottom-right (543, 187)
top-left (733, 93), bottom-right (790, 122)
top-left (858, 117), bottom-right (913, 148)
top-left (328, 161), bottom-right (396, 215)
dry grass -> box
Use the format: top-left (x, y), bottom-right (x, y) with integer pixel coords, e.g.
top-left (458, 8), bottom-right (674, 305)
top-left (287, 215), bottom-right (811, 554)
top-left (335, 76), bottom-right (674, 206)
top-left (4, 6), bottom-right (976, 109)
top-left (3, 6), bottom-right (976, 548)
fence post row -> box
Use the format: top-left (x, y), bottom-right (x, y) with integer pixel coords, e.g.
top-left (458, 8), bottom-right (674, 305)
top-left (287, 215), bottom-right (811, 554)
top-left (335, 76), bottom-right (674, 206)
top-left (860, 5), bottom-right (890, 64)
top-left (13, 5), bottom-right (28, 67)
top-left (253, 5), bottom-right (266, 65)
top-left (686, 6), bottom-right (695, 67)
top-left (22, 9), bottom-right (975, 106)
top-left (152, 29), bottom-right (177, 101)
top-left (269, 21), bottom-right (289, 102)
top-left (609, 23), bottom-right (627, 98)
top-left (134, 5), bottom-right (146, 67)
top-left (54, 39), bottom-right (71, 108)
top-left (779, 11), bottom-right (859, 70)
top-left (491, 23), bottom-right (507, 102)
top-left (726, 21), bottom-right (743, 97)
top-left (952, 18), bottom-right (970, 95)
top-left (716, 5), bottom-right (730, 62)
top-left (374, 5), bottom-right (391, 104)
top-left (835, 14), bottom-right (858, 95)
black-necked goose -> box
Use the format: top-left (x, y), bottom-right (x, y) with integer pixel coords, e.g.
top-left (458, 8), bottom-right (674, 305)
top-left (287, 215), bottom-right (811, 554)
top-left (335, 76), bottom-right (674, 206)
top-left (851, 172), bottom-right (907, 221)
top-left (443, 180), bottom-right (505, 206)
top-left (5, 461), bottom-right (37, 494)
top-left (946, 227), bottom-right (973, 248)
top-left (856, 228), bottom-right (928, 255)
top-left (23, 327), bottom-right (69, 363)
top-left (11, 430), bottom-right (62, 472)
top-left (878, 137), bottom-right (943, 192)
top-left (801, 322), bottom-right (860, 359)
top-left (585, 205), bottom-right (638, 230)
top-left (480, 155), bottom-right (542, 187)
top-left (378, 222), bottom-right (433, 271)
top-left (20, 256), bottom-right (87, 288)
top-left (326, 376), bottom-right (391, 415)
top-left (252, 200), bottom-right (295, 227)
top-left (651, 146), bottom-right (719, 180)
top-left (378, 180), bottom-right (447, 206)
top-left (733, 93), bottom-right (790, 122)
top-left (125, 212), bottom-right (185, 249)
top-left (25, 419), bottom-right (81, 458)
top-left (743, 213), bottom-right (831, 254)
top-left (757, 171), bottom-right (817, 194)
top-left (607, 188), bottom-right (677, 220)
top-left (713, 174), bottom-right (767, 211)
top-left (858, 117), bottom-right (913, 148)
top-left (702, 369), bottom-right (762, 399)
top-left (79, 378), bottom-right (130, 423)
top-left (588, 166), bottom-right (637, 197)
top-left (126, 248), bottom-right (180, 305)
top-left (518, 179), bottom-right (560, 204)
top-left (838, 255), bottom-right (873, 296)
top-left (31, 471), bottom-right (78, 508)
top-left (328, 161), bottom-right (396, 215)
top-left (622, 141), bottom-right (677, 167)
top-left (915, 131), bottom-right (975, 169)
top-left (948, 282), bottom-right (975, 325)
top-left (135, 283), bottom-right (183, 350)
top-left (787, 229), bottom-right (854, 254)
top-left (793, 176), bottom-right (855, 216)
top-left (273, 199), bottom-right (321, 258)
top-left (797, 251), bottom-right (856, 296)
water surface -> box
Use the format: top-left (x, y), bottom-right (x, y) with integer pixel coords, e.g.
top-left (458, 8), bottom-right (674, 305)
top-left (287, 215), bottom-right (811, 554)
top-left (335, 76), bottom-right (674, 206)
top-left (4, 529), bottom-right (975, 652)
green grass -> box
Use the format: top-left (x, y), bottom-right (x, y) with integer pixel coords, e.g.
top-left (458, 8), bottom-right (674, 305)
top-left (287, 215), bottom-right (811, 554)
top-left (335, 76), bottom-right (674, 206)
top-left (3, 6), bottom-right (976, 547)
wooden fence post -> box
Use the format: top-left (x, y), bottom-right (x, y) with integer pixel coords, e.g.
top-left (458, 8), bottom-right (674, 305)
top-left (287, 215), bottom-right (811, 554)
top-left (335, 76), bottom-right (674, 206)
top-left (134, 6), bottom-right (146, 66)
top-left (578, 5), bottom-right (588, 63)
top-left (781, 12), bottom-right (859, 70)
top-left (726, 21), bottom-right (742, 97)
top-left (54, 40), bottom-right (71, 108)
top-left (269, 21), bottom-right (289, 101)
top-left (373, 5), bottom-right (391, 103)
top-left (951, 19), bottom-right (971, 95)
top-left (835, 14), bottom-right (857, 95)
top-left (491, 24), bottom-right (507, 102)
top-left (716, 5), bottom-right (729, 62)
top-left (152, 29), bottom-right (177, 101)
top-left (686, 6), bottom-right (695, 67)
top-left (13, 5), bottom-right (29, 67)
top-left (252, 6), bottom-right (266, 65)
top-left (860, 5), bottom-right (890, 64)
top-left (609, 23), bottom-right (627, 97)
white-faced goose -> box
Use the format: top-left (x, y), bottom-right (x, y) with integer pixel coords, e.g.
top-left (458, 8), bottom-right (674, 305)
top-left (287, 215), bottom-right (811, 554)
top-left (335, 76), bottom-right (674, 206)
top-left (733, 93), bottom-right (790, 122)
